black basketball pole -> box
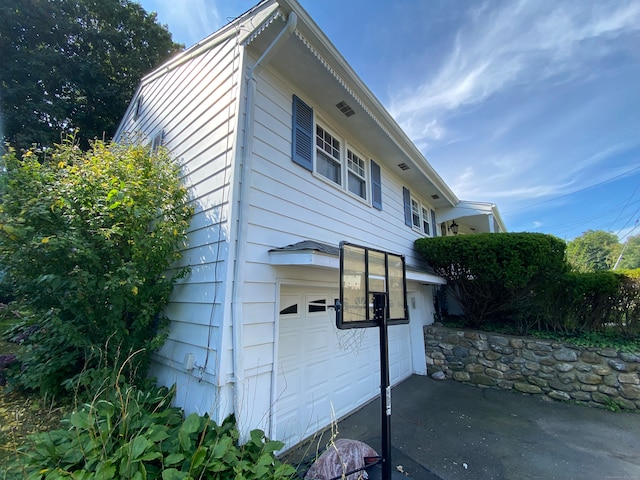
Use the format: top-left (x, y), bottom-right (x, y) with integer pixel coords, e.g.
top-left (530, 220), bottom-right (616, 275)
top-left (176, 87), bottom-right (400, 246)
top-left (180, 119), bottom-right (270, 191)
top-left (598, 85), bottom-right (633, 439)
top-left (373, 292), bottom-right (392, 480)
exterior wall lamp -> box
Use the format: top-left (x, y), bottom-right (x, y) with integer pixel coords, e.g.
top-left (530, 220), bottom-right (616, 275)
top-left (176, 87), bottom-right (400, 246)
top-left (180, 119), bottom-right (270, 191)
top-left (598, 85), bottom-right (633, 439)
top-left (449, 220), bottom-right (459, 235)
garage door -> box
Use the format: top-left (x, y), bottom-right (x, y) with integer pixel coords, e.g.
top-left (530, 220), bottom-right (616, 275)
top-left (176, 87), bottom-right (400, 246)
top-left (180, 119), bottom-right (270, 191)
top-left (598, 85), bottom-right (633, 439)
top-left (275, 286), bottom-right (412, 450)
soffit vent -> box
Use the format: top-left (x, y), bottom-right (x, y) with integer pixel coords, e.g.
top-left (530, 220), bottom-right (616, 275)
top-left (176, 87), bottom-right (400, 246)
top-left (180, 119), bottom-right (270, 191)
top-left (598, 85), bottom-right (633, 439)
top-left (398, 162), bottom-right (410, 171)
top-left (431, 194), bottom-right (440, 200)
top-left (336, 101), bottom-right (356, 117)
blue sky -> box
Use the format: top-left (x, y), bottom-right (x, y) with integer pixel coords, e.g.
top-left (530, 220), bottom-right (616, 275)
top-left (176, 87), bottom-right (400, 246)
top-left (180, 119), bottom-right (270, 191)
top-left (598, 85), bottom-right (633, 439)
top-left (137, 0), bottom-right (640, 242)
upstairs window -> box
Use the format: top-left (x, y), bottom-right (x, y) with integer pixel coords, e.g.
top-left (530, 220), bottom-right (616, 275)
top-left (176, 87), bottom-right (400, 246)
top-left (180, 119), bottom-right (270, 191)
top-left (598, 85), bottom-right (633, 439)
top-left (403, 186), bottom-right (437, 237)
top-left (316, 125), bottom-right (341, 185)
top-left (422, 206), bottom-right (431, 235)
top-left (347, 149), bottom-right (366, 199)
top-left (293, 95), bottom-right (374, 203)
top-left (411, 198), bottom-right (421, 229)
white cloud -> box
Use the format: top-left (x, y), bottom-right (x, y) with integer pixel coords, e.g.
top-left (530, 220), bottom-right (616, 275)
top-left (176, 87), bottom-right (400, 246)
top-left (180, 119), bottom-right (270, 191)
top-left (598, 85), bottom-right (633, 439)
top-left (389, 0), bottom-right (640, 140)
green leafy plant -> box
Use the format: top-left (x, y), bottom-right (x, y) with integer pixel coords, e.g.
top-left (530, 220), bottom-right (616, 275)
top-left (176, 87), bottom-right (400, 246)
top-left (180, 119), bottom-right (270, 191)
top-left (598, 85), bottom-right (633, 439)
top-left (0, 138), bottom-right (193, 397)
top-left (416, 233), bottom-right (567, 331)
top-left (3, 376), bottom-right (296, 480)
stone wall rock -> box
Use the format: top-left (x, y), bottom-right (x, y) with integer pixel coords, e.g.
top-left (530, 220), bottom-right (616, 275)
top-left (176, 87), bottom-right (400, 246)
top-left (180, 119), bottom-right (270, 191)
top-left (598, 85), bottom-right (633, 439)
top-left (424, 325), bottom-right (640, 411)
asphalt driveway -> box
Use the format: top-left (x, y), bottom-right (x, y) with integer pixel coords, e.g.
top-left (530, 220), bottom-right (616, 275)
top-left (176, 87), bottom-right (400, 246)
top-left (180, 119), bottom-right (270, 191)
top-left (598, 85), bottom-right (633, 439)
top-left (288, 375), bottom-right (640, 480)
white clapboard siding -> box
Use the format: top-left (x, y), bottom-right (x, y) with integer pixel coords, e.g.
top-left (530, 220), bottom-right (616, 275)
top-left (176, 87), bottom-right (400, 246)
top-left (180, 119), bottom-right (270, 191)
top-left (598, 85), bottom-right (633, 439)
top-left (114, 34), bottom-right (244, 412)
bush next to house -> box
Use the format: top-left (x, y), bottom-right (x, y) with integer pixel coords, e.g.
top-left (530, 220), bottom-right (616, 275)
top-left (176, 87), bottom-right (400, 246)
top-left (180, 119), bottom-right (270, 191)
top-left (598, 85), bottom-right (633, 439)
top-left (415, 233), bottom-right (567, 331)
top-left (0, 138), bottom-right (193, 397)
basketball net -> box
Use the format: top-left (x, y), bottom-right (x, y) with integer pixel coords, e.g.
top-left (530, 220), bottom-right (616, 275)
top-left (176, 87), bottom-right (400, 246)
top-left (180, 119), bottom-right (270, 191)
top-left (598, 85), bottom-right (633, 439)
top-left (329, 309), bottom-right (367, 354)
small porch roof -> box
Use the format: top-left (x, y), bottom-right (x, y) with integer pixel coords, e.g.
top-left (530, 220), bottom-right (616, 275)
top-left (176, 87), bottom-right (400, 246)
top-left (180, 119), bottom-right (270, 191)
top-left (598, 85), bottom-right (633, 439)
top-left (268, 240), bottom-right (446, 285)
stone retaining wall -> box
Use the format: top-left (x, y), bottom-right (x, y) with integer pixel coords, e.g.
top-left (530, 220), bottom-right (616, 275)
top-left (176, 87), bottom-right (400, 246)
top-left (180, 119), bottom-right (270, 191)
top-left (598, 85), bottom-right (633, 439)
top-left (424, 325), bottom-right (640, 410)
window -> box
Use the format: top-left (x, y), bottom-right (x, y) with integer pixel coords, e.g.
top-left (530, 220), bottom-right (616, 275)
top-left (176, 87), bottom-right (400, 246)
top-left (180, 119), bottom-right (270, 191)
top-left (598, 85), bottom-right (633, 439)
top-left (316, 126), bottom-right (341, 184)
top-left (347, 149), bottom-right (366, 199)
top-left (411, 198), bottom-right (421, 229)
top-left (150, 130), bottom-right (164, 152)
top-left (403, 187), bottom-right (437, 237)
top-left (422, 207), bottom-right (431, 235)
top-left (307, 296), bottom-right (328, 314)
top-left (292, 95), bottom-right (374, 204)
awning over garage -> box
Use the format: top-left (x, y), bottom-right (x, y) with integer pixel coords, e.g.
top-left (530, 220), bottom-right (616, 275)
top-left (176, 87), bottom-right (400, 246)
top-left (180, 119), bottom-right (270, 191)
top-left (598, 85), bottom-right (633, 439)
top-left (268, 240), bottom-right (446, 285)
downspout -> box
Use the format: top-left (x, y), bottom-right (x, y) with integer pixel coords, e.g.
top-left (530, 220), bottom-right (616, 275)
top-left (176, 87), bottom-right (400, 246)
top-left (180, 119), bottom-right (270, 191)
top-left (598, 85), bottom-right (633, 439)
top-left (231, 10), bottom-right (297, 435)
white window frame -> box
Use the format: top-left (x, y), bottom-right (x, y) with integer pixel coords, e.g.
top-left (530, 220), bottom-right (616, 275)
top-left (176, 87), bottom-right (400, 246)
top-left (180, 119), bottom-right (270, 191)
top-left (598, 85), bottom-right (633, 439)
top-left (314, 120), bottom-right (369, 203)
top-left (410, 195), bottom-right (436, 237)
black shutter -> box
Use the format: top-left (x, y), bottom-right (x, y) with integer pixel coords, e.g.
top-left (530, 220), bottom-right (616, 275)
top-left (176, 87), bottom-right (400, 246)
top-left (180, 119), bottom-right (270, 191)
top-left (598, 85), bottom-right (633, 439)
top-left (403, 187), bottom-right (412, 226)
top-left (292, 95), bottom-right (313, 171)
top-left (371, 160), bottom-right (382, 210)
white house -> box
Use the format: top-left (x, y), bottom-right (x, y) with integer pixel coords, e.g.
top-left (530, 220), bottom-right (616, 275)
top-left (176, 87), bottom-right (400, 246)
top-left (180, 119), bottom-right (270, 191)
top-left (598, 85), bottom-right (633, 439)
top-left (114, 0), bottom-right (506, 451)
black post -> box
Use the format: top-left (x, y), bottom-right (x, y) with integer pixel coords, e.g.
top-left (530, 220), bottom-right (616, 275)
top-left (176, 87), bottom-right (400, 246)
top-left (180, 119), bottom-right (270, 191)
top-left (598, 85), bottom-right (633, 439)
top-left (373, 292), bottom-right (391, 480)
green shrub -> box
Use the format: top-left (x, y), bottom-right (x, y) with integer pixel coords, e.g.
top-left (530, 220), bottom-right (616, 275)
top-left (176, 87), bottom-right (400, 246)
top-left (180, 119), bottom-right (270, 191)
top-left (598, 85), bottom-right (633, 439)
top-left (416, 233), bottom-right (567, 331)
top-left (0, 138), bottom-right (193, 396)
top-left (4, 381), bottom-right (295, 480)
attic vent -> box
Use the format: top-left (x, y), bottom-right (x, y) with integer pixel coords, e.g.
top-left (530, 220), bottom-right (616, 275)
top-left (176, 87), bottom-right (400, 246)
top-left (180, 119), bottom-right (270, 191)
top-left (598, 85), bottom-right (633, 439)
top-left (397, 162), bottom-right (410, 171)
top-left (336, 101), bottom-right (356, 117)
top-left (431, 194), bottom-right (440, 200)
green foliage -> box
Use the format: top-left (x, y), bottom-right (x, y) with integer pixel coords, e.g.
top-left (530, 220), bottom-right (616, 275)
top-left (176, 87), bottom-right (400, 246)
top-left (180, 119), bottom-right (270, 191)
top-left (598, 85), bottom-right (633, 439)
top-left (4, 382), bottom-right (295, 480)
top-left (616, 235), bottom-right (640, 270)
top-left (566, 229), bottom-right (619, 272)
top-left (530, 329), bottom-right (640, 354)
top-left (0, 0), bottom-right (183, 150)
top-left (0, 138), bottom-right (193, 396)
top-left (539, 270), bottom-right (640, 336)
top-left (415, 233), bottom-right (567, 329)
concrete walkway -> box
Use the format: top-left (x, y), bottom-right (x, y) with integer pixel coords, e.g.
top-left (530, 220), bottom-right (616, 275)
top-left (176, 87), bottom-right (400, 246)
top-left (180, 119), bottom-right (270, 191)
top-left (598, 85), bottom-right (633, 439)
top-left (289, 375), bottom-right (640, 480)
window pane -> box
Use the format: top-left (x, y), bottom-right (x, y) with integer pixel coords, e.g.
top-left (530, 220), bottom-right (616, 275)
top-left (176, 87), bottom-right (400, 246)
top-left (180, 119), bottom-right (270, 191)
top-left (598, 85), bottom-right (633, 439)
top-left (308, 297), bottom-right (327, 313)
top-left (317, 151), bottom-right (341, 184)
top-left (348, 171), bottom-right (366, 198)
top-left (347, 150), bottom-right (365, 178)
top-left (411, 199), bottom-right (420, 228)
top-left (422, 207), bottom-right (430, 235)
top-left (316, 126), bottom-right (340, 160)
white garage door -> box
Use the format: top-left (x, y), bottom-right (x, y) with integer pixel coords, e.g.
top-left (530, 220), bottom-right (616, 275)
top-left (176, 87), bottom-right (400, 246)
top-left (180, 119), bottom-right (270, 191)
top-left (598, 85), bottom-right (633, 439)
top-left (275, 286), bottom-right (412, 450)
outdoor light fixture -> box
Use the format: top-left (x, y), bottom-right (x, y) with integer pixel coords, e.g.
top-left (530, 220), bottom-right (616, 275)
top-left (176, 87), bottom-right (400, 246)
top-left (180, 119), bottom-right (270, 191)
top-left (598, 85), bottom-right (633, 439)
top-left (449, 220), bottom-right (459, 235)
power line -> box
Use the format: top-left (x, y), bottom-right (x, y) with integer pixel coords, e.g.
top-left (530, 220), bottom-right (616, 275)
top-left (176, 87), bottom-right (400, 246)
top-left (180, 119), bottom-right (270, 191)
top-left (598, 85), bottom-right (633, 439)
top-left (503, 165), bottom-right (640, 214)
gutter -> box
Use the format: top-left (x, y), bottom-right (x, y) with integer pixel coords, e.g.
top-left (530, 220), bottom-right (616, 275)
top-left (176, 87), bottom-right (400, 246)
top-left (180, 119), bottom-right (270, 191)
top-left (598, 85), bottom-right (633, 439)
top-left (230, 10), bottom-right (297, 437)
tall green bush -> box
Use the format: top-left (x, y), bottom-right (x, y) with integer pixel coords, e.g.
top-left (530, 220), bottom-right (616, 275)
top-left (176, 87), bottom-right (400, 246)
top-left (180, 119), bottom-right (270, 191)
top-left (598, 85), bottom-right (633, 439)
top-left (415, 233), bottom-right (567, 331)
top-left (549, 270), bottom-right (640, 335)
top-left (0, 138), bottom-right (193, 396)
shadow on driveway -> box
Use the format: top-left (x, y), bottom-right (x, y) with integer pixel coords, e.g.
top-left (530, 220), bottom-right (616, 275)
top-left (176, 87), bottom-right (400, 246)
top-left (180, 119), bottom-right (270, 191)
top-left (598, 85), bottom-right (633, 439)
top-left (286, 375), bottom-right (640, 480)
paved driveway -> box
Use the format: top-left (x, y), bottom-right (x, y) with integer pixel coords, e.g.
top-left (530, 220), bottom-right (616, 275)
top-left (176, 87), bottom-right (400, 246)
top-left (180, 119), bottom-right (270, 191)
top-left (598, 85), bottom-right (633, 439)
top-left (289, 375), bottom-right (640, 480)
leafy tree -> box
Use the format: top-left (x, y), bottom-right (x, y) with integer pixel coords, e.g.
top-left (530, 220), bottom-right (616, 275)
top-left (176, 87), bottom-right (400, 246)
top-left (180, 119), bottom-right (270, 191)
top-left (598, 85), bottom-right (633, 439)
top-left (0, 138), bottom-right (193, 396)
top-left (566, 229), bottom-right (619, 272)
top-left (615, 234), bottom-right (640, 270)
top-left (0, 0), bottom-right (183, 150)
top-left (415, 233), bottom-right (567, 330)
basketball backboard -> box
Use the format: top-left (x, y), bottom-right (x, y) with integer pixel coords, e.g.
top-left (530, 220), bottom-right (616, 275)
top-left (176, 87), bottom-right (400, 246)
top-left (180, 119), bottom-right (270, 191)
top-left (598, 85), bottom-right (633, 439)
top-left (336, 242), bottom-right (408, 329)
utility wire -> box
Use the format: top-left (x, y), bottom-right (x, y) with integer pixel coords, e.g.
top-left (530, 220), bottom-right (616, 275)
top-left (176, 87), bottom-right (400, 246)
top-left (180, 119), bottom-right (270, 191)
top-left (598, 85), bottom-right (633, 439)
top-left (503, 165), bottom-right (640, 214)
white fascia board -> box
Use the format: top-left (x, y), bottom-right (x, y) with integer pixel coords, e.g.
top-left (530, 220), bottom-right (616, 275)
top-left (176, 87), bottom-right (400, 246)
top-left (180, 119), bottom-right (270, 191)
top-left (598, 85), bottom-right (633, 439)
top-left (269, 250), bottom-right (338, 269)
top-left (268, 250), bottom-right (446, 285)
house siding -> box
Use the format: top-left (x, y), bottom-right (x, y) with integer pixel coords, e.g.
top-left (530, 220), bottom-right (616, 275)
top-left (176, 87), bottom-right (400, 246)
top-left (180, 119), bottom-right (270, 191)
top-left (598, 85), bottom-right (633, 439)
top-left (116, 35), bottom-right (244, 421)
top-left (229, 62), bottom-right (438, 435)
